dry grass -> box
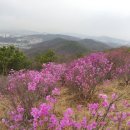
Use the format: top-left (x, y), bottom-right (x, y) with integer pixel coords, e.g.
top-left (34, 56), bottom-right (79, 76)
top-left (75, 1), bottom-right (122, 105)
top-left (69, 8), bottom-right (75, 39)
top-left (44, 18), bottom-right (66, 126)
top-left (55, 81), bottom-right (130, 130)
top-left (0, 97), bottom-right (9, 130)
top-left (55, 80), bottom-right (130, 112)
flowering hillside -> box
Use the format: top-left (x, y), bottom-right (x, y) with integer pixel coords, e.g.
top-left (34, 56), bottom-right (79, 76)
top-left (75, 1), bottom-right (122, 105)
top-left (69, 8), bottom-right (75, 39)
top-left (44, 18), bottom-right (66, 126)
top-left (0, 49), bottom-right (130, 130)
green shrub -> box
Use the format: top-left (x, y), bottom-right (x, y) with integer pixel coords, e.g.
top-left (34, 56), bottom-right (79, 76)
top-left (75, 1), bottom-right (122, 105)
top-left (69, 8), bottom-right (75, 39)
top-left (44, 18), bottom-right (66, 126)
top-left (0, 46), bottom-right (30, 74)
top-left (35, 50), bottom-right (57, 68)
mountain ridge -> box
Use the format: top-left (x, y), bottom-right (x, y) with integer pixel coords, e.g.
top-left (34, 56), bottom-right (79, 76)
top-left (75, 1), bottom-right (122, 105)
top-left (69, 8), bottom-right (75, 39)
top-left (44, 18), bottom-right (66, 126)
top-left (25, 37), bottom-right (110, 56)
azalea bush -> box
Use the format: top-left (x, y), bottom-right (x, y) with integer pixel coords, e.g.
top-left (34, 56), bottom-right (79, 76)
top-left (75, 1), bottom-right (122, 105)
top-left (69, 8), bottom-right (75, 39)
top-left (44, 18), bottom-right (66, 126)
top-left (65, 52), bottom-right (113, 98)
top-left (107, 48), bottom-right (130, 85)
top-left (0, 63), bottom-right (65, 129)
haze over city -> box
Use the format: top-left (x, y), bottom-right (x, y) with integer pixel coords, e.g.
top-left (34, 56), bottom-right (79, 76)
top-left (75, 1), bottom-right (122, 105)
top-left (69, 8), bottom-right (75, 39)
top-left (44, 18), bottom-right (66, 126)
top-left (0, 0), bottom-right (130, 40)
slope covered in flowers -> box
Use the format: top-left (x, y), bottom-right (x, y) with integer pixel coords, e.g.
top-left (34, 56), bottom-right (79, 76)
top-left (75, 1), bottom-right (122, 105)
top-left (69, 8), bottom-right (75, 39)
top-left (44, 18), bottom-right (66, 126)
top-left (0, 49), bottom-right (130, 130)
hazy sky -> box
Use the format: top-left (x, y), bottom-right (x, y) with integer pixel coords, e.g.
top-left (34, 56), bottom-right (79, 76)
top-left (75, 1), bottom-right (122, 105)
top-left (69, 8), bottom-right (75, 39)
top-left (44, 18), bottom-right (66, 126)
top-left (0, 0), bottom-right (130, 40)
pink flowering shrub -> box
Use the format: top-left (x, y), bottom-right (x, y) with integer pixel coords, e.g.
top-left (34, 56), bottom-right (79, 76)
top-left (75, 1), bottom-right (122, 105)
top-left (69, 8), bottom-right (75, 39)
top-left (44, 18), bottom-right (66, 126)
top-left (0, 63), bottom-right (65, 129)
top-left (116, 64), bottom-right (130, 85)
top-left (65, 52), bottom-right (113, 98)
top-left (7, 63), bottom-right (65, 93)
top-left (2, 86), bottom-right (61, 129)
top-left (106, 48), bottom-right (130, 85)
top-left (29, 93), bottom-right (130, 130)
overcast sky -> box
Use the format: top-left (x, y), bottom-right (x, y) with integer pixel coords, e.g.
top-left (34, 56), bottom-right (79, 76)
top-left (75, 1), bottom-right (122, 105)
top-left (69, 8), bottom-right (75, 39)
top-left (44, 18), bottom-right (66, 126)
top-left (0, 0), bottom-right (130, 40)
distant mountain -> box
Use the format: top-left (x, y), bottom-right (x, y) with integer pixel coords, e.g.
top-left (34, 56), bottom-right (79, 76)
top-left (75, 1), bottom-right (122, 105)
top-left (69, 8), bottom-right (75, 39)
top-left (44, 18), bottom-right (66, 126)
top-left (88, 36), bottom-right (129, 47)
top-left (25, 38), bottom-right (88, 56)
top-left (25, 38), bottom-right (110, 56)
top-left (79, 39), bottom-right (110, 51)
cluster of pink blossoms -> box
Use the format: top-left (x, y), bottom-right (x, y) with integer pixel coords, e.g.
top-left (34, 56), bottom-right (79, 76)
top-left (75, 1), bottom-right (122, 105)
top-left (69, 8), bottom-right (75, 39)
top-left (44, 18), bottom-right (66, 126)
top-left (2, 105), bottom-right (25, 129)
top-left (7, 62), bottom-right (66, 93)
top-left (65, 52), bottom-right (113, 95)
top-left (30, 93), bottom-right (130, 130)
